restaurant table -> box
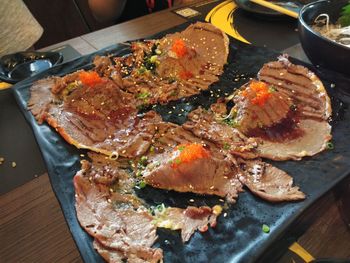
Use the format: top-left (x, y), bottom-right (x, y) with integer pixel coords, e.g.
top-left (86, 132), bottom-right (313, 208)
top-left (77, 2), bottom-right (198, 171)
top-left (1, 1), bottom-right (350, 262)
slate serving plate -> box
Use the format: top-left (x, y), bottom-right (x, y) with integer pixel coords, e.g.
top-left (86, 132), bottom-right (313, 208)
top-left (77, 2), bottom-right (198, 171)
top-left (13, 23), bottom-right (350, 263)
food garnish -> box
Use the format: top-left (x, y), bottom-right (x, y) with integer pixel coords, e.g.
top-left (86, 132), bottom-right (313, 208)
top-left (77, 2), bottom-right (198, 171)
top-left (262, 224), bottom-right (270, 233)
top-left (171, 143), bottom-right (210, 168)
top-left (171, 39), bottom-right (188, 58)
top-left (135, 180), bottom-right (146, 189)
top-left (326, 141), bottom-right (334, 150)
top-left (242, 81), bottom-right (273, 106)
top-left (78, 71), bottom-right (104, 87)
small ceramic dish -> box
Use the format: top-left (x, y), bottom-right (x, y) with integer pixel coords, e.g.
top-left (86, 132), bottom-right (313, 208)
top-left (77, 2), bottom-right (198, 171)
top-left (0, 51), bottom-right (63, 83)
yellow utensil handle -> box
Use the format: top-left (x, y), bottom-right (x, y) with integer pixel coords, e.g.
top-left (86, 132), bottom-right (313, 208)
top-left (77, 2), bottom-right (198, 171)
top-left (250, 0), bottom-right (299, 18)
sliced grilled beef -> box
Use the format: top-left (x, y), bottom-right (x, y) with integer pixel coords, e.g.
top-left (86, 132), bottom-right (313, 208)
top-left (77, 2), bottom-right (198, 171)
top-left (256, 119), bottom-right (332, 160)
top-left (93, 55), bottom-right (113, 76)
top-left (225, 57), bottom-right (332, 160)
top-left (80, 153), bottom-right (132, 186)
top-left (238, 159), bottom-right (305, 202)
top-left (183, 107), bottom-right (259, 159)
top-left (232, 80), bottom-right (293, 134)
top-left (155, 206), bottom-right (221, 242)
top-left (143, 142), bottom-right (243, 203)
top-left (94, 240), bottom-right (162, 263)
top-left (29, 75), bottom-right (162, 158)
top-left (149, 122), bottom-right (210, 154)
top-left (28, 78), bottom-right (57, 124)
top-left (74, 162), bottom-right (163, 262)
top-left (258, 55), bottom-right (331, 121)
top-left (93, 240), bottom-right (124, 263)
top-left (114, 22), bottom-right (229, 104)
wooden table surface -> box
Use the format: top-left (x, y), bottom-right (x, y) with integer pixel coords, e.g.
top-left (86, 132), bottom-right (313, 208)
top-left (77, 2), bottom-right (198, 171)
top-left (1, 2), bottom-right (350, 262)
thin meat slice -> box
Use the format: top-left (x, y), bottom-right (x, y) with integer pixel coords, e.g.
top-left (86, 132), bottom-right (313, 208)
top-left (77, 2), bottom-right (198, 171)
top-left (93, 240), bottom-right (124, 263)
top-left (183, 107), bottom-right (259, 159)
top-left (74, 168), bottom-right (163, 262)
top-left (143, 142), bottom-right (243, 203)
top-left (226, 57), bottom-right (332, 160)
top-left (238, 159), bottom-right (305, 202)
top-left (256, 118), bottom-right (332, 160)
top-left (27, 78), bottom-right (58, 124)
top-left (114, 22), bottom-right (229, 104)
top-left (94, 240), bottom-right (162, 263)
top-left (29, 74), bottom-right (162, 158)
top-left (231, 80), bottom-right (293, 134)
top-left (154, 206), bottom-right (221, 242)
top-left (258, 55), bottom-right (331, 121)
top-left (79, 152), bottom-right (133, 186)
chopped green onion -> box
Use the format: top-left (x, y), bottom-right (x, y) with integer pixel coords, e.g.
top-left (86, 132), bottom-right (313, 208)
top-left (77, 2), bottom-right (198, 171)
top-left (137, 66), bottom-right (147, 75)
top-left (262, 224), bottom-right (270, 233)
top-left (139, 156), bottom-right (148, 166)
top-left (326, 141), bottom-right (334, 150)
top-left (174, 158), bottom-right (181, 164)
top-left (137, 92), bottom-right (150, 99)
top-left (177, 145), bottom-right (186, 152)
top-left (150, 55), bottom-right (158, 63)
top-left (290, 104), bottom-right (297, 112)
top-left (268, 86), bottom-right (277, 93)
top-left (167, 77), bottom-right (177, 84)
top-left (223, 143), bottom-right (231, 150)
top-left (169, 89), bottom-right (178, 96)
top-left (135, 180), bottom-right (146, 189)
top-left (223, 118), bottom-right (238, 127)
top-left (156, 203), bottom-right (166, 213)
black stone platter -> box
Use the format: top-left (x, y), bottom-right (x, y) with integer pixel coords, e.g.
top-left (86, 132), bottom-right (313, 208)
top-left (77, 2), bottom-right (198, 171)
top-left (13, 23), bottom-right (350, 263)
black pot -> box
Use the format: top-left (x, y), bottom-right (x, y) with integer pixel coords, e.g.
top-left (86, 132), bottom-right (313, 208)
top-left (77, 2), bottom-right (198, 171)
top-left (298, 0), bottom-right (350, 76)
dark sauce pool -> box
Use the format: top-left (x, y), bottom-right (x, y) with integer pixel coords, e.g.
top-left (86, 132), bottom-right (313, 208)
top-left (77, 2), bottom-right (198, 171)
top-left (246, 109), bottom-right (304, 142)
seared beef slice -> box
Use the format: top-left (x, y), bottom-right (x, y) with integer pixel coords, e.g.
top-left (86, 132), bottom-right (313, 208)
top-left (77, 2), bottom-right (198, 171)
top-left (143, 141), bottom-right (243, 203)
top-left (74, 156), bottom-right (163, 262)
top-left (117, 22), bottom-right (230, 104)
top-left (29, 72), bottom-right (162, 158)
top-left (229, 57), bottom-right (332, 160)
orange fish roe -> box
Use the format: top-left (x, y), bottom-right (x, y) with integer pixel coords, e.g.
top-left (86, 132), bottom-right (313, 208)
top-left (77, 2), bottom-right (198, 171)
top-left (171, 39), bottom-right (188, 58)
top-left (79, 71), bottom-right (104, 87)
top-left (171, 143), bottom-right (210, 169)
top-left (243, 81), bottom-right (272, 106)
top-left (179, 70), bottom-right (193, 80)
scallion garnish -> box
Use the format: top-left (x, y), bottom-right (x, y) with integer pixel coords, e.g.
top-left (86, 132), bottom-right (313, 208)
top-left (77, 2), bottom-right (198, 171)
top-left (262, 224), bottom-right (270, 233)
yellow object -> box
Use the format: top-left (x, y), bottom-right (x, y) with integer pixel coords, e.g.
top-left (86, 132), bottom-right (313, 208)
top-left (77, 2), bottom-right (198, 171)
top-left (205, 0), bottom-right (250, 44)
top-left (250, 0), bottom-right (299, 18)
top-left (288, 242), bottom-right (315, 262)
top-left (212, 205), bottom-right (223, 215)
top-left (0, 82), bottom-right (12, 90)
